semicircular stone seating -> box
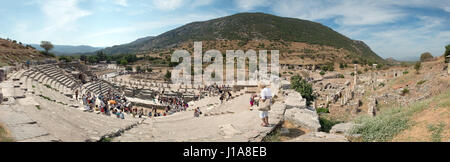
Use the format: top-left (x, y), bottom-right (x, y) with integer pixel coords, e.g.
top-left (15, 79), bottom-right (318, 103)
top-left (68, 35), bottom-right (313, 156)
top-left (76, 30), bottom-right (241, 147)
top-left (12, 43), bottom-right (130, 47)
top-left (81, 80), bottom-right (117, 96)
top-left (21, 64), bottom-right (82, 97)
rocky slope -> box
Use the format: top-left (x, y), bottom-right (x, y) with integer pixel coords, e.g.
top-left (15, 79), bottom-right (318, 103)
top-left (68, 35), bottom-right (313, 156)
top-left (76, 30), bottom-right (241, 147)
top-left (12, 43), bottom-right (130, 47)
top-left (100, 12), bottom-right (385, 65)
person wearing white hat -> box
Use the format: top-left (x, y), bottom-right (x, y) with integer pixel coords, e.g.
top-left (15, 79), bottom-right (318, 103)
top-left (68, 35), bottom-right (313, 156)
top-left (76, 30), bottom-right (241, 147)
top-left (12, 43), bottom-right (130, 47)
top-left (258, 82), bottom-right (272, 127)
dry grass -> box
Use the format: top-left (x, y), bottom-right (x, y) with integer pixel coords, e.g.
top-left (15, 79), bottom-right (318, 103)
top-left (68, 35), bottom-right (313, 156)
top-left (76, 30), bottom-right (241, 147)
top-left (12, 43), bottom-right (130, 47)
top-left (392, 90), bottom-right (450, 142)
top-left (0, 123), bottom-right (14, 142)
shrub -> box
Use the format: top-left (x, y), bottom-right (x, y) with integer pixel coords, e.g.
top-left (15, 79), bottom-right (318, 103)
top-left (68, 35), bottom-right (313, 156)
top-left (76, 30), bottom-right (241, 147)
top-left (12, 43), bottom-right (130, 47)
top-left (427, 123), bottom-right (445, 142)
top-left (319, 117), bottom-right (341, 132)
top-left (290, 75), bottom-right (315, 106)
top-left (420, 52), bottom-right (433, 62)
top-left (165, 70), bottom-right (171, 80)
top-left (319, 71), bottom-right (325, 76)
top-left (417, 80), bottom-right (426, 85)
top-left (445, 44), bottom-right (450, 63)
top-left (401, 88), bottom-right (409, 96)
top-left (414, 61), bottom-right (421, 74)
top-left (403, 71), bottom-right (409, 75)
top-left (350, 100), bottom-right (428, 142)
top-left (316, 107), bottom-right (329, 114)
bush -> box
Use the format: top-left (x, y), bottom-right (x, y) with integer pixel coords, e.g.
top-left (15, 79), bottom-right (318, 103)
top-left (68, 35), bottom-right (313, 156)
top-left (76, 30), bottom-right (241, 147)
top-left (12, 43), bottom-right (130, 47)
top-left (165, 70), bottom-right (171, 80)
top-left (420, 52), bottom-right (433, 62)
top-left (339, 63), bottom-right (344, 69)
top-left (290, 75), bottom-right (315, 106)
top-left (401, 88), bottom-right (409, 96)
top-left (403, 71), bottom-right (409, 75)
top-left (427, 123), bottom-right (445, 142)
top-left (337, 74), bottom-right (344, 78)
top-left (445, 45), bottom-right (450, 63)
top-left (316, 107), bottom-right (329, 114)
top-left (321, 62), bottom-right (334, 71)
top-left (319, 71), bottom-right (325, 76)
top-left (319, 117), bottom-right (341, 132)
top-left (417, 80), bottom-right (426, 85)
top-left (414, 61), bottom-right (421, 74)
top-left (350, 100), bottom-right (429, 142)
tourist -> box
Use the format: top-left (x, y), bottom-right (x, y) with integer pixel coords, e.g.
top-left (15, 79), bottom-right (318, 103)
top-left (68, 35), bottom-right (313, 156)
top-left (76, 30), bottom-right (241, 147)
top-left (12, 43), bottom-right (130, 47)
top-left (258, 83), bottom-right (272, 127)
top-left (75, 90), bottom-right (79, 101)
top-left (194, 107), bottom-right (202, 117)
top-left (219, 93), bottom-right (224, 104)
top-left (250, 95), bottom-right (255, 109)
top-left (138, 109), bottom-right (143, 118)
top-left (120, 110), bottom-right (125, 119)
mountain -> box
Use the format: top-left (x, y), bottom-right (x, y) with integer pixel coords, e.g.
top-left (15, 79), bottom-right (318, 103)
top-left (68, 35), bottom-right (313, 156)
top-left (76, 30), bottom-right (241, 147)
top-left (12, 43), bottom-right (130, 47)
top-left (100, 12), bottom-right (385, 64)
top-left (101, 36), bottom-right (154, 55)
top-left (30, 44), bottom-right (103, 55)
top-left (0, 38), bottom-right (50, 66)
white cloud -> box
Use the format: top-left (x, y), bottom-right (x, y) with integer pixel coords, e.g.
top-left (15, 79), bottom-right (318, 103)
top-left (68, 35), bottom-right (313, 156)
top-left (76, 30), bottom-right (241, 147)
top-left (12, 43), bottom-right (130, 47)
top-left (269, 0), bottom-right (450, 26)
top-left (151, 0), bottom-right (213, 11)
top-left (40, 0), bottom-right (91, 32)
top-left (115, 0), bottom-right (128, 7)
top-left (152, 0), bottom-right (184, 10)
top-left (361, 16), bottom-right (450, 59)
top-left (83, 13), bottom-right (227, 46)
top-left (233, 0), bottom-right (270, 11)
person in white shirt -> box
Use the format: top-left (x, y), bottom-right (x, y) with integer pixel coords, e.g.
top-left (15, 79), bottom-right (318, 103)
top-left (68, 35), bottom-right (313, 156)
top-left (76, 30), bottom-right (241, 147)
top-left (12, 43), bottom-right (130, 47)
top-left (259, 83), bottom-right (272, 127)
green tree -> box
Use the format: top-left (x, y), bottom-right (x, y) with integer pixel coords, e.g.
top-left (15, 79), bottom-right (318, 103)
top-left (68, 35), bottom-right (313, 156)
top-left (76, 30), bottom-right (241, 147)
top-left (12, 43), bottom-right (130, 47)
top-left (414, 61), bottom-right (421, 74)
top-left (96, 51), bottom-right (107, 62)
top-left (165, 70), bottom-right (171, 80)
top-left (136, 66), bottom-right (142, 73)
top-left (80, 55), bottom-right (87, 64)
top-left (420, 52), bottom-right (433, 62)
top-left (319, 71), bottom-right (325, 76)
top-left (290, 75), bottom-right (315, 106)
top-left (445, 45), bottom-right (450, 63)
top-left (119, 59), bottom-right (128, 66)
top-left (40, 41), bottom-right (54, 54)
top-left (125, 66), bottom-right (132, 71)
top-left (58, 56), bottom-right (72, 62)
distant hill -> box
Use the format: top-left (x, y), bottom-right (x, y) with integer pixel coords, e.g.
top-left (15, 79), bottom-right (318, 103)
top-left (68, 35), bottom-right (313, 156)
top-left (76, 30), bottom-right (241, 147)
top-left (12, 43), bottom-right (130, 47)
top-left (0, 38), bottom-right (50, 66)
top-left (100, 12), bottom-right (385, 64)
top-left (30, 44), bottom-right (103, 55)
top-left (101, 36), bottom-right (154, 55)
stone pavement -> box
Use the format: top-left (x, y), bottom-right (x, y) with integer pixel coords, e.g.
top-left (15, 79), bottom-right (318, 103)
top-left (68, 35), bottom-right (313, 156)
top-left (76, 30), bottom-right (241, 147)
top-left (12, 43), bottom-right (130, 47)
top-left (0, 69), bottom-right (142, 142)
top-left (113, 92), bottom-right (286, 142)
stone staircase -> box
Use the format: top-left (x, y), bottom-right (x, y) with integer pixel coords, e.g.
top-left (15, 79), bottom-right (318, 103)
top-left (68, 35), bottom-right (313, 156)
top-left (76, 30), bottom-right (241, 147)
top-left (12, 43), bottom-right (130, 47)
top-left (0, 68), bottom-right (144, 142)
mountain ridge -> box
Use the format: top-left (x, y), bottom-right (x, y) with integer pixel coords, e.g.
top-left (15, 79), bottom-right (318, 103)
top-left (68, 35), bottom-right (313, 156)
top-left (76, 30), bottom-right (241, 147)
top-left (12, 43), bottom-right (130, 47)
top-left (99, 12), bottom-right (386, 64)
top-left (30, 44), bottom-right (104, 55)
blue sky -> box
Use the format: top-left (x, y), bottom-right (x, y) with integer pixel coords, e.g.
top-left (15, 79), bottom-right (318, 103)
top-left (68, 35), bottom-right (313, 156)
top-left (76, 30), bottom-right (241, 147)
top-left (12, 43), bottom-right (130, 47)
top-left (0, 0), bottom-right (449, 60)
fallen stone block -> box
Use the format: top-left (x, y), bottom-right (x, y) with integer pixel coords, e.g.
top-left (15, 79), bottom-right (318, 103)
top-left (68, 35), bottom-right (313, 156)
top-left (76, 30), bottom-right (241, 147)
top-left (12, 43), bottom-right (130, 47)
top-left (330, 122), bottom-right (356, 135)
top-left (284, 108), bottom-right (320, 132)
top-left (284, 90), bottom-right (307, 109)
